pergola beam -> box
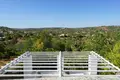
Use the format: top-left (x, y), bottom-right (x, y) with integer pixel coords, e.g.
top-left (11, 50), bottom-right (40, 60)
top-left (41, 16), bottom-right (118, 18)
top-left (64, 70), bottom-right (120, 72)
top-left (5, 70), bottom-right (58, 72)
top-left (0, 51), bottom-right (120, 79)
top-left (9, 66), bottom-right (57, 68)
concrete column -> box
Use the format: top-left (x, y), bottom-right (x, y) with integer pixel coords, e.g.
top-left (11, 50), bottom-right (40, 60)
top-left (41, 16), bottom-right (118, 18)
top-left (57, 51), bottom-right (62, 77)
top-left (88, 54), bottom-right (98, 75)
top-left (24, 55), bottom-right (32, 79)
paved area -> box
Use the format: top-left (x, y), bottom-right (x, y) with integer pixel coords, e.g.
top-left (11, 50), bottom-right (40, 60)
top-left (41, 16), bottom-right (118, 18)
top-left (2, 76), bottom-right (120, 80)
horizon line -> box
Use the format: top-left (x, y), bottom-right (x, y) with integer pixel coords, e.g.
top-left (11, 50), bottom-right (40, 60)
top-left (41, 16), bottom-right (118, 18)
top-left (0, 25), bottom-right (120, 29)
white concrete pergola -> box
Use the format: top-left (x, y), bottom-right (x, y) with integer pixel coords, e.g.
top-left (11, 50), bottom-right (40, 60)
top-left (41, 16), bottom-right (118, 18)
top-left (0, 51), bottom-right (120, 80)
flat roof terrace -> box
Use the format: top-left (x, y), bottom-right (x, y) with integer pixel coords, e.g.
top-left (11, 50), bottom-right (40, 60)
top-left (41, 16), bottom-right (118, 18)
top-left (0, 51), bottom-right (120, 80)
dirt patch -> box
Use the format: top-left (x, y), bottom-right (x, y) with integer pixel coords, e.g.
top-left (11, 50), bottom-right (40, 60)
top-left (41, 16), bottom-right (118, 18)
top-left (0, 60), bottom-right (10, 68)
top-left (0, 57), bottom-right (16, 68)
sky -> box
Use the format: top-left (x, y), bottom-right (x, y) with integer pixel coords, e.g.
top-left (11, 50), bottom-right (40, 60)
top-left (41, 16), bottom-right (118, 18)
top-left (0, 0), bottom-right (120, 28)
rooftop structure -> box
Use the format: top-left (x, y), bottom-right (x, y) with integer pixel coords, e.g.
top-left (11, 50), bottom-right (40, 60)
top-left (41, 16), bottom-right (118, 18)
top-left (0, 51), bottom-right (120, 80)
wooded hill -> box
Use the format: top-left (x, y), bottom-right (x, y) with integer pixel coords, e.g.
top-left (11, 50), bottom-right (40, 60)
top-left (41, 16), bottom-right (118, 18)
top-left (0, 26), bottom-right (120, 67)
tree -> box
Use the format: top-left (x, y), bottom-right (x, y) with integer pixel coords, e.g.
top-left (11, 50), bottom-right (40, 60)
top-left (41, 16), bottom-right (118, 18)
top-left (0, 42), bottom-right (5, 53)
top-left (52, 40), bottom-right (65, 51)
top-left (106, 41), bottom-right (120, 67)
top-left (39, 30), bottom-right (52, 50)
top-left (65, 40), bottom-right (72, 51)
top-left (33, 39), bottom-right (44, 51)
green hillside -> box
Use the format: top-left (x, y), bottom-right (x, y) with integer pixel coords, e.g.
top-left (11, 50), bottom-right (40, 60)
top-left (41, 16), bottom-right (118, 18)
top-left (0, 26), bottom-right (120, 67)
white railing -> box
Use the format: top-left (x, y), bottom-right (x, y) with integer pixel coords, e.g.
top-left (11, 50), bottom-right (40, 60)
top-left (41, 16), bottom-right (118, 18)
top-left (90, 51), bottom-right (120, 71)
top-left (0, 51), bottom-right (30, 74)
top-left (0, 51), bottom-right (120, 79)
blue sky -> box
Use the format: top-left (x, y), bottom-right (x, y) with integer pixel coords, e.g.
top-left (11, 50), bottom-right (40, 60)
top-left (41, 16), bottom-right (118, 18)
top-left (0, 0), bottom-right (120, 28)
